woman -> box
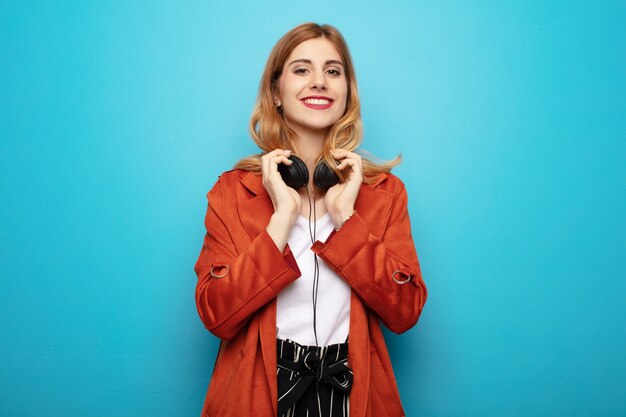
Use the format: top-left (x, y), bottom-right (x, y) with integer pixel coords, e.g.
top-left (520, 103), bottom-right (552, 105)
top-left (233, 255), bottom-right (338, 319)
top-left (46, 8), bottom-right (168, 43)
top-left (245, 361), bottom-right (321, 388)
top-left (195, 23), bottom-right (427, 417)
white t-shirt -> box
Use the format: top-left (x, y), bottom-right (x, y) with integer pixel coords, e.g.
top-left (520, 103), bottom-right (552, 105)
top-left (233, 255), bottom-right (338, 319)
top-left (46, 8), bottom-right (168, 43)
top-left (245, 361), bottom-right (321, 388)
top-left (276, 213), bottom-right (351, 346)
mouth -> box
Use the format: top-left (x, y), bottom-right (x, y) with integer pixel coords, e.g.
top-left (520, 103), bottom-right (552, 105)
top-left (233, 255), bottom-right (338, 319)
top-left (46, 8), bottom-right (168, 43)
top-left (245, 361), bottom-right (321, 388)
top-left (301, 96), bottom-right (334, 110)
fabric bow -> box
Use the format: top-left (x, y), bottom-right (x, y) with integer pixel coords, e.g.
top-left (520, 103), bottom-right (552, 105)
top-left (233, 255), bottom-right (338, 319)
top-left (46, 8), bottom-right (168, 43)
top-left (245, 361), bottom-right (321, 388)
top-left (277, 349), bottom-right (353, 416)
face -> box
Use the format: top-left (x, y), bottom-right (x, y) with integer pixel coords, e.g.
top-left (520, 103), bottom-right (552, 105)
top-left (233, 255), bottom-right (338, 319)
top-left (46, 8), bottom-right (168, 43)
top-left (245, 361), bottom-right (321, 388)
top-left (275, 37), bottom-right (348, 137)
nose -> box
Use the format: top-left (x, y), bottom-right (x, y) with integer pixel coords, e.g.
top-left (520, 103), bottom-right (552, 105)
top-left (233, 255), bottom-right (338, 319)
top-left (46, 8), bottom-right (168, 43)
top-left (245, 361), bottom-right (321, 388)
top-left (310, 72), bottom-right (327, 90)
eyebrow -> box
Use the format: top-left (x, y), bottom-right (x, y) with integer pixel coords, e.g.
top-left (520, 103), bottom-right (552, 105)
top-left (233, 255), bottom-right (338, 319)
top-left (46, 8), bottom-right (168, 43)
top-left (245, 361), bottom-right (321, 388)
top-left (287, 58), bottom-right (344, 67)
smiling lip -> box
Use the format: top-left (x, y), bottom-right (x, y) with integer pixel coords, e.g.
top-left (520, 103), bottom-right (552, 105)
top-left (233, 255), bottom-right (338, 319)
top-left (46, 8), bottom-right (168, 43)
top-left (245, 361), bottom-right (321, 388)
top-left (301, 96), bottom-right (334, 109)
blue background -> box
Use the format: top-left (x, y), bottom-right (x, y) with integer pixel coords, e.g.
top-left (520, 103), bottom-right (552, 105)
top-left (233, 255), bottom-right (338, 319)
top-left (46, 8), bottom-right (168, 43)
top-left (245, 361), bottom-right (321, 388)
top-left (1, 1), bottom-right (625, 416)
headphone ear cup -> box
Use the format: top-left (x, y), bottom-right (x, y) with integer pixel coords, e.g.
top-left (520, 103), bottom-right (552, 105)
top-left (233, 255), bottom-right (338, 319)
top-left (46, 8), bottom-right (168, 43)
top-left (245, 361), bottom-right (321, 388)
top-left (277, 154), bottom-right (309, 190)
top-left (313, 160), bottom-right (340, 191)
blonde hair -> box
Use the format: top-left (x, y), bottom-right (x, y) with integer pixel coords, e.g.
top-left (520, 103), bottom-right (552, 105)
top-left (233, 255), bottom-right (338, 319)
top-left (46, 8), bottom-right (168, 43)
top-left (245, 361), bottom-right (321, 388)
top-left (234, 22), bottom-right (400, 183)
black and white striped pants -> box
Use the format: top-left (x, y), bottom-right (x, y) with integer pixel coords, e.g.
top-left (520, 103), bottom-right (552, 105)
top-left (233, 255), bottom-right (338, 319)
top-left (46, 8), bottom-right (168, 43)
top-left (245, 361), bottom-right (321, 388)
top-left (277, 338), bottom-right (353, 417)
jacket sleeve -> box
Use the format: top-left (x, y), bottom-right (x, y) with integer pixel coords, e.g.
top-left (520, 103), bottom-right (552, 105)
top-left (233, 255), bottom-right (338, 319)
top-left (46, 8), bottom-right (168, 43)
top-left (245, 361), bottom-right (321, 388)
top-left (311, 179), bottom-right (427, 334)
top-left (194, 177), bottom-right (301, 340)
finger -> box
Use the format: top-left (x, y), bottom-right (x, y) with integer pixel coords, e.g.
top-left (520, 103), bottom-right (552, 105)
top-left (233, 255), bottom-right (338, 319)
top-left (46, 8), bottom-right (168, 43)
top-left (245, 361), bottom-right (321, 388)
top-left (275, 149), bottom-right (292, 157)
top-left (262, 149), bottom-right (292, 162)
top-left (331, 149), bottom-right (361, 160)
top-left (336, 160), bottom-right (348, 170)
top-left (262, 153), bottom-right (269, 179)
top-left (267, 148), bottom-right (292, 155)
top-left (263, 150), bottom-right (291, 176)
top-left (276, 155), bottom-right (293, 164)
top-left (268, 155), bottom-right (292, 173)
top-left (336, 158), bottom-right (360, 171)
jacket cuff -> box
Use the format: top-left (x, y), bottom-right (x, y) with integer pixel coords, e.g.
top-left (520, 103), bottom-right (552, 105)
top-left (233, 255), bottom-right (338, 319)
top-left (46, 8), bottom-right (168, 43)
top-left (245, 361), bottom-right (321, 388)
top-left (282, 244), bottom-right (300, 277)
top-left (310, 211), bottom-right (368, 269)
top-left (249, 230), bottom-right (301, 294)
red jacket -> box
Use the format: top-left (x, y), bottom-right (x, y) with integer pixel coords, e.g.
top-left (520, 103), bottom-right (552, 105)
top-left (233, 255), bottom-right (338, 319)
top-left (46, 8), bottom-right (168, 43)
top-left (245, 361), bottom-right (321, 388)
top-left (195, 169), bottom-right (427, 417)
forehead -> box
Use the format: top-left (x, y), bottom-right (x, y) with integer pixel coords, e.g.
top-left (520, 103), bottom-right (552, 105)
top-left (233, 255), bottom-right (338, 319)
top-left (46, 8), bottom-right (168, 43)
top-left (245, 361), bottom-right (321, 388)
top-left (286, 37), bottom-right (342, 64)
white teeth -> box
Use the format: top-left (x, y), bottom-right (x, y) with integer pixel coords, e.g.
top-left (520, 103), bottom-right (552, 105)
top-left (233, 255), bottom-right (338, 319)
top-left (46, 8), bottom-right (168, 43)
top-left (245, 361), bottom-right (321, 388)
top-left (304, 98), bottom-right (331, 105)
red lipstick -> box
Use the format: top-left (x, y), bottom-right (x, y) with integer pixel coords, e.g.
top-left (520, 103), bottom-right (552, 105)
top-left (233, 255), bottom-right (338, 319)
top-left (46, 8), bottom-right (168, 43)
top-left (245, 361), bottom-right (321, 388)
top-left (301, 96), bottom-right (334, 110)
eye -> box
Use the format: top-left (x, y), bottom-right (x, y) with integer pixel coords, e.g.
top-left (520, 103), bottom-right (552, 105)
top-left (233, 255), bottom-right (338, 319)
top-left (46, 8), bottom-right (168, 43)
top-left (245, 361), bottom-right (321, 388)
top-left (293, 67), bottom-right (309, 75)
top-left (326, 68), bottom-right (342, 76)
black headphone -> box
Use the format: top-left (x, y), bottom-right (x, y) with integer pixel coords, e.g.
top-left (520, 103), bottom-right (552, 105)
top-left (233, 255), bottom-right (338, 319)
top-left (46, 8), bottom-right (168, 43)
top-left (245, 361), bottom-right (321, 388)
top-left (277, 154), bottom-right (340, 191)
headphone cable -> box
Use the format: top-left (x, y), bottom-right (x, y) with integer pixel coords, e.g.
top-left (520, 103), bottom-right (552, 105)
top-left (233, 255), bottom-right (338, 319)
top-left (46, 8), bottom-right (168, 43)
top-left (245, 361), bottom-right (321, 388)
top-left (305, 186), bottom-right (320, 348)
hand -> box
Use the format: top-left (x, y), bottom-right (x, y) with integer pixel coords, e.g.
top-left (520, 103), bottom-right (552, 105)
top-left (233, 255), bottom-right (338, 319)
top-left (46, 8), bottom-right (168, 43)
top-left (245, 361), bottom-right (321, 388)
top-left (262, 149), bottom-right (301, 252)
top-left (261, 149), bottom-right (301, 221)
top-left (324, 149), bottom-right (363, 230)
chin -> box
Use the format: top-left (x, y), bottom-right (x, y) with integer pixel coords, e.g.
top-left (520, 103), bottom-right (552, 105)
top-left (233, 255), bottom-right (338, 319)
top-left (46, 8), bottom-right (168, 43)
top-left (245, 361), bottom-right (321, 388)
top-left (285, 113), bottom-right (343, 135)
top-left (308, 117), bottom-right (342, 130)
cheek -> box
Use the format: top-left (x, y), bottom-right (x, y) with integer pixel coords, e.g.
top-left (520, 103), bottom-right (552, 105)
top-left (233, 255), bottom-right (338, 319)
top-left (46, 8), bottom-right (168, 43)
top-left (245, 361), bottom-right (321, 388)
top-left (277, 77), bottom-right (291, 101)
top-left (338, 87), bottom-right (348, 113)
top-left (337, 82), bottom-right (348, 104)
top-left (281, 75), bottom-right (305, 97)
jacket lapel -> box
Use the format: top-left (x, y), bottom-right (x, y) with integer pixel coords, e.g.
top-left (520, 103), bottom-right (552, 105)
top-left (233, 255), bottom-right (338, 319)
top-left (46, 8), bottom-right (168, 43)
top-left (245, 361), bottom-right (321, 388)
top-left (352, 181), bottom-right (393, 238)
top-left (238, 172), bottom-right (275, 241)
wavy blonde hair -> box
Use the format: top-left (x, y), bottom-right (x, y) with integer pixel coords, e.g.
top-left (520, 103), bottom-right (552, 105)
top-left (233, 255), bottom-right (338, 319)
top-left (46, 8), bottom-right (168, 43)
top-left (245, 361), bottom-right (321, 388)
top-left (234, 22), bottom-right (400, 183)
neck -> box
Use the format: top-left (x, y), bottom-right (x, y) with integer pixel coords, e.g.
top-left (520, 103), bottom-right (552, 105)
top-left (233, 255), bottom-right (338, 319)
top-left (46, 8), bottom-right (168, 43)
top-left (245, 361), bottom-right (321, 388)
top-left (291, 129), bottom-right (326, 171)
top-left (293, 132), bottom-right (328, 194)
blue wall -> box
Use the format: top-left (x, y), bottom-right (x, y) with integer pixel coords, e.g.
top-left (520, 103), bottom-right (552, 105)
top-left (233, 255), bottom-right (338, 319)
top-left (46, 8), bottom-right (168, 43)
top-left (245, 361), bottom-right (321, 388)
top-left (1, 1), bottom-right (624, 416)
